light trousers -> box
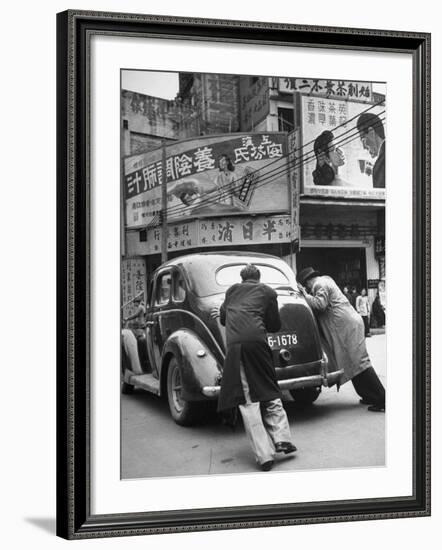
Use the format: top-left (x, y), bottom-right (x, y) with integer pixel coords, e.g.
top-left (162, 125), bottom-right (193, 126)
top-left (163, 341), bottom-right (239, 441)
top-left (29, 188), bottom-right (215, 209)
top-left (238, 362), bottom-right (293, 466)
top-left (122, 329), bottom-right (143, 374)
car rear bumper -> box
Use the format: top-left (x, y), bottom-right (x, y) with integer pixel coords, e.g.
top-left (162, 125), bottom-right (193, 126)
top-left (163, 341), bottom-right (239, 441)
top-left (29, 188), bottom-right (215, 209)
top-left (201, 357), bottom-right (344, 398)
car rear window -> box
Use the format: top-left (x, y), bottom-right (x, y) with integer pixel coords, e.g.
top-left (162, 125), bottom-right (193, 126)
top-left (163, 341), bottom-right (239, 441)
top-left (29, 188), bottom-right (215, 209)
top-left (215, 264), bottom-right (289, 287)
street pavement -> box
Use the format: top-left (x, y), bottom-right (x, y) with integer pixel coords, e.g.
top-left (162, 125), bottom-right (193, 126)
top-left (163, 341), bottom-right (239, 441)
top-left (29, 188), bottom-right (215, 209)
top-left (121, 334), bottom-right (386, 479)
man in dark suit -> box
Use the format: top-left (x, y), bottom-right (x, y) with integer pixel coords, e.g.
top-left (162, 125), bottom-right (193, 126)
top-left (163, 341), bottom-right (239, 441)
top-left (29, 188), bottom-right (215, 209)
top-left (213, 264), bottom-right (296, 472)
top-left (357, 112), bottom-right (385, 188)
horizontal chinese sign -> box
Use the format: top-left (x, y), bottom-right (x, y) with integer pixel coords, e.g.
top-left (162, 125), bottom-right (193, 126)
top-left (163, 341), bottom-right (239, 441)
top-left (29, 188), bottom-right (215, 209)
top-left (135, 215), bottom-right (294, 255)
top-left (278, 78), bottom-right (373, 103)
top-left (124, 132), bottom-right (289, 228)
top-left (300, 95), bottom-right (386, 199)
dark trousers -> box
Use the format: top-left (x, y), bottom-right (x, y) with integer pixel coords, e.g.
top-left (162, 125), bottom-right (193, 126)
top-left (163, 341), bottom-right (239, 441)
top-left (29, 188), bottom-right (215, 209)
top-left (352, 367), bottom-right (385, 407)
top-left (361, 315), bottom-right (370, 336)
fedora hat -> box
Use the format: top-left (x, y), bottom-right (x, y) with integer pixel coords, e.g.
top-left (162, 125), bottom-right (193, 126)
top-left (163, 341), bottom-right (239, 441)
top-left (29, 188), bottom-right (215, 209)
top-left (297, 267), bottom-right (320, 286)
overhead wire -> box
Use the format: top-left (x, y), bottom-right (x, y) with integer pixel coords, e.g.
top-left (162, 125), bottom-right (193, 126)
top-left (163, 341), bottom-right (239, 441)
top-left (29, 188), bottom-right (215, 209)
top-left (161, 100), bottom-right (384, 212)
top-left (157, 103), bottom-right (385, 217)
top-left (137, 118), bottom-right (384, 227)
top-left (126, 100), bottom-right (385, 227)
top-left (163, 114), bottom-right (385, 218)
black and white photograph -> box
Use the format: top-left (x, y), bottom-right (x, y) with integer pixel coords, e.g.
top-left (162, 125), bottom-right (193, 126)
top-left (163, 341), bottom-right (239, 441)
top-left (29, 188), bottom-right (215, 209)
top-left (120, 70), bottom-right (387, 478)
top-left (0, 0), bottom-right (437, 546)
top-left (52, 6), bottom-right (431, 541)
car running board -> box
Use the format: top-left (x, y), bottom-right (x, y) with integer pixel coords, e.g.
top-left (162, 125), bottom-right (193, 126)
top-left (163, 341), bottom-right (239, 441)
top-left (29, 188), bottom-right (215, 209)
top-left (127, 372), bottom-right (160, 395)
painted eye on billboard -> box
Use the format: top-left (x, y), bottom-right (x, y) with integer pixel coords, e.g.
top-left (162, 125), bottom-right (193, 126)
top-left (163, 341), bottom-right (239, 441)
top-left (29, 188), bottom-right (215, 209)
top-left (300, 96), bottom-right (386, 200)
top-left (124, 132), bottom-right (289, 228)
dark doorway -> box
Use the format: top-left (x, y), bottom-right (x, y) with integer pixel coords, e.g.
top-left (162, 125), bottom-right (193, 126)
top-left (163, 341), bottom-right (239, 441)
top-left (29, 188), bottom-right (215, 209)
top-left (296, 247), bottom-right (367, 292)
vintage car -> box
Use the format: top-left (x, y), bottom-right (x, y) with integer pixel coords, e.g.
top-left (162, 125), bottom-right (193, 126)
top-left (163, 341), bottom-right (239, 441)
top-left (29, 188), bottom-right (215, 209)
top-left (121, 252), bottom-right (343, 425)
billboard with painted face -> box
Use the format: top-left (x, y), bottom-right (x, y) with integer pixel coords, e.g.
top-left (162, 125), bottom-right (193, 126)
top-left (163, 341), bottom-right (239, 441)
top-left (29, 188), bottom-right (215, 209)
top-left (300, 96), bottom-right (385, 199)
top-left (123, 132), bottom-right (289, 228)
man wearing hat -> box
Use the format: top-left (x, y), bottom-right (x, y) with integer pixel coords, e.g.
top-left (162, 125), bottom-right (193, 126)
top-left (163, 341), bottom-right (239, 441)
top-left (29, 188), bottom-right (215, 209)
top-left (297, 267), bottom-right (385, 412)
top-left (213, 264), bottom-right (297, 472)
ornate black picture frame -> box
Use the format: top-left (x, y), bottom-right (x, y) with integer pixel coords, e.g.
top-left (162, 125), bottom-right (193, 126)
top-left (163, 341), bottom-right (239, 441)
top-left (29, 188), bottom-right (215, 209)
top-left (56, 10), bottom-right (430, 539)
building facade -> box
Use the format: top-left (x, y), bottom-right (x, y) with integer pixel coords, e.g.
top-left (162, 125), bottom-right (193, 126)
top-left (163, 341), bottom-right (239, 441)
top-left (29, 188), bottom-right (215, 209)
top-left (122, 89), bottom-right (199, 156)
top-left (178, 73), bottom-right (241, 135)
top-left (237, 75), bottom-right (386, 304)
top-left (121, 73), bottom-right (386, 315)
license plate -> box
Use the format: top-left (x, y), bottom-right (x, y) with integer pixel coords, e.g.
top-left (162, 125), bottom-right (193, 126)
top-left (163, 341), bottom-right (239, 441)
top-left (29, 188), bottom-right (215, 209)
top-left (267, 332), bottom-right (298, 349)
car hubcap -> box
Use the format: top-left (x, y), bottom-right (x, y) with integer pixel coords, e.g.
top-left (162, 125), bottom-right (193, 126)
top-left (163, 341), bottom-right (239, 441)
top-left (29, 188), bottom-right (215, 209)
top-left (171, 365), bottom-right (184, 412)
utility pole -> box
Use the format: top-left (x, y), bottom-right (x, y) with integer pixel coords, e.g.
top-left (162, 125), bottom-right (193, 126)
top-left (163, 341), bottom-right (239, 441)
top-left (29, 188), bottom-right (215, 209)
top-left (161, 138), bottom-right (168, 263)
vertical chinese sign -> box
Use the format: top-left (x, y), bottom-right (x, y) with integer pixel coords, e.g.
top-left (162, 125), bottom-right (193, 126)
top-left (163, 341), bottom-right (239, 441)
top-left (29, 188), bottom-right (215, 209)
top-left (121, 258), bottom-right (146, 318)
top-left (288, 128), bottom-right (301, 261)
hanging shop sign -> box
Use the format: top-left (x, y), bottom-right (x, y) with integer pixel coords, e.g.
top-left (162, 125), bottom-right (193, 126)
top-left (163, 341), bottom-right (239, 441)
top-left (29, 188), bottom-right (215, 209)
top-left (124, 132), bottom-right (289, 228)
top-left (134, 215), bottom-right (292, 255)
top-left (121, 258), bottom-right (146, 317)
top-left (299, 95), bottom-right (386, 199)
top-left (288, 128), bottom-right (301, 246)
top-left (278, 78), bottom-right (373, 103)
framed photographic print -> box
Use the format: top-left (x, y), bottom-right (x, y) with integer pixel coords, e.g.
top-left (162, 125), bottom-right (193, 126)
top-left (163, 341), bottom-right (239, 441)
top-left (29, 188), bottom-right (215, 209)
top-left (56, 10), bottom-right (431, 539)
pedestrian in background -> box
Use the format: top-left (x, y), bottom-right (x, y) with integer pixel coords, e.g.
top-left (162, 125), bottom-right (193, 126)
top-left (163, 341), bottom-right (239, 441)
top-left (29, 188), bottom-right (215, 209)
top-left (212, 264), bottom-right (297, 471)
top-left (372, 290), bottom-right (386, 328)
top-left (356, 288), bottom-right (371, 337)
top-left (349, 286), bottom-right (358, 310)
top-left (297, 267), bottom-right (385, 412)
top-left (342, 285), bottom-right (351, 303)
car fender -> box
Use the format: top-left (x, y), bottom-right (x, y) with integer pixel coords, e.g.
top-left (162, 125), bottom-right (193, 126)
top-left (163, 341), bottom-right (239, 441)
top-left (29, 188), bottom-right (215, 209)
top-left (161, 329), bottom-right (221, 401)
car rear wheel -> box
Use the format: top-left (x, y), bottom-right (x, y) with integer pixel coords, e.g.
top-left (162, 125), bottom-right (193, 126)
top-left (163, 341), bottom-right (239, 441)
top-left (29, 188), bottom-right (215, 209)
top-left (167, 357), bottom-right (203, 426)
top-left (289, 387), bottom-right (321, 408)
top-left (121, 381), bottom-right (134, 395)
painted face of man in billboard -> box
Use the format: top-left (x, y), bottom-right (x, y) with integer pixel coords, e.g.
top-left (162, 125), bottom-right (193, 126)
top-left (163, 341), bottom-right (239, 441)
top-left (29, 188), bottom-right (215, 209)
top-left (359, 128), bottom-right (379, 158)
top-left (357, 113), bottom-right (385, 159)
top-left (356, 112), bottom-right (385, 188)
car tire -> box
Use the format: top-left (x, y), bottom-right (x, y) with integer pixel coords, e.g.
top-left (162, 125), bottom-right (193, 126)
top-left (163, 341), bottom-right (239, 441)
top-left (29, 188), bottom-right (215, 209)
top-left (289, 387), bottom-right (321, 408)
top-left (121, 381), bottom-right (134, 395)
top-left (166, 357), bottom-right (202, 426)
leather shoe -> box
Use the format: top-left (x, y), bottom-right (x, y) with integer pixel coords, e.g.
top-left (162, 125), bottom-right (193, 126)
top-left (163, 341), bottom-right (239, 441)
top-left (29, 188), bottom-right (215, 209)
top-left (275, 441), bottom-right (297, 454)
top-left (359, 398), bottom-right (372, 405)
top-left (368, 405), bottom-right (385, 412)
top-left (260, 460), bottom-right (274, 472)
